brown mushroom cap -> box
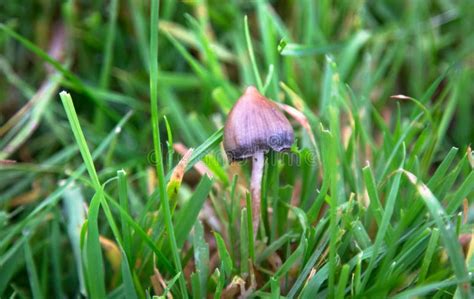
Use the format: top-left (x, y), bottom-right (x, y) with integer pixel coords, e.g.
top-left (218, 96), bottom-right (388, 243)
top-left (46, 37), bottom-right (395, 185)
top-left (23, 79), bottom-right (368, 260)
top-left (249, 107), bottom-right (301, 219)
top-left (224, 86), bottom-right (294, 161)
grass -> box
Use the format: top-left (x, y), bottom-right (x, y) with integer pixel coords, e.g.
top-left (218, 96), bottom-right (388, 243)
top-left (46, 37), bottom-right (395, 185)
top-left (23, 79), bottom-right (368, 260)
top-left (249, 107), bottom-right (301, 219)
top-left (1, 0), bottom-right (473, 298)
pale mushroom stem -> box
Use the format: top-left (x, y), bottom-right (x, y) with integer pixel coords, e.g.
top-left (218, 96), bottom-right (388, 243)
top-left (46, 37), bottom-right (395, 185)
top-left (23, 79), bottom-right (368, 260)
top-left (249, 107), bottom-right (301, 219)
top-left (250, 151), bottom-right (264, 240)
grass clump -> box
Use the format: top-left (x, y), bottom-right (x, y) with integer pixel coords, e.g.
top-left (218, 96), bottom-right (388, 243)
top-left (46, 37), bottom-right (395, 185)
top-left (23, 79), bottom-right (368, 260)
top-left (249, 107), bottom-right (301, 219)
top-left (1, 1), bottom-right (473, 298)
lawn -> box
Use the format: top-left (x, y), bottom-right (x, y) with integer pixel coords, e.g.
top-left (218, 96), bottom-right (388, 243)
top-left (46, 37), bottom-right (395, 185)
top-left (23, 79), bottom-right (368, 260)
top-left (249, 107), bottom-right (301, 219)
top-left (0, 0), bottom-right (473, 298)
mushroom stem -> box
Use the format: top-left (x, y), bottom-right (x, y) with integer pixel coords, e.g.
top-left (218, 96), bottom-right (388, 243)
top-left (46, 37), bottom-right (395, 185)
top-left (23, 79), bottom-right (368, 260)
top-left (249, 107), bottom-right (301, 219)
top-left (250, 151), bottom-right (264, 240)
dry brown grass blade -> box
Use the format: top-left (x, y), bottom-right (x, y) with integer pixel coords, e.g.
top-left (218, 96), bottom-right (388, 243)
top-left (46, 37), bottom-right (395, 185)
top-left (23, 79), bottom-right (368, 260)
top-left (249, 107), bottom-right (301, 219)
top-left (167, 148), bottom-right (194, 198)
top-left (277, 102), bottom-right (316, 148)
top-left (174, 143), bottom-right (213, 177)
top-left (0, 24), bottom-right (67, 159)
top-left (9, 181), bottom-right (42, 207)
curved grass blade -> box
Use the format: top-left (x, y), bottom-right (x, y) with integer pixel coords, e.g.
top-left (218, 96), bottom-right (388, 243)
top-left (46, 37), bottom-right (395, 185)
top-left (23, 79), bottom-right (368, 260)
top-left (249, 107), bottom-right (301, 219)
top-left (85, 190), bottom-right (107, 299)
top-left (402, 170), bottom-right (471, 299)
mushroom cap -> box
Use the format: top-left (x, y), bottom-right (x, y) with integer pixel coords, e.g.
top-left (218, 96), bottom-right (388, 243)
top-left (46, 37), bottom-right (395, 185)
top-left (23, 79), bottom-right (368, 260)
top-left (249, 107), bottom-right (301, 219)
top-left (224, 86), bottom-right (294, 161)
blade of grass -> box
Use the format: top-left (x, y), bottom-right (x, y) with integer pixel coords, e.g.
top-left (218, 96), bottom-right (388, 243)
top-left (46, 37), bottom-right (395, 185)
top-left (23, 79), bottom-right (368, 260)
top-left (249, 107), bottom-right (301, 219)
top-left (60, 91), bottom-right (108, 297)
top-left (213, 269), bottom-right (224, 299)
top-left (84, 190), bottom-right (107, 299)
top-left (447, 171), bottom-right (474, 214)
top-left (99, 0), bottom-right (119, 89)
top-left (256, 1), bottom-right (278, 98)
top-left (213, 232), bottom-right (233, 279)
top-left (427, 147), bottom-right (458, 188)
top-left (63, 185), bottom-right (87, 295)
top-left (142, 128), bottom-right (222, 226)
top-left (126, 0), bottom-right (149, 70)
top-left (193, 221), bottom-right (209, 298)
top-left (320, 125), bottom-right (340, 297)
top-left (362, 164), bottom-right (383, 227)
top-left (244, 15), bottom-right (263, 91)
top-left (50, 213), bottom-right (64, 298)
top-left (402, 170), bottom-right (471, 299)
top-left (0, 236), bottom-right (28, 294)
top-left (240, 208), bottom-right (249, 275)
top-left (256, 232), bottom-right (297, 264)
top-left (120, 248), bottom-right (138, 299)
top-left (95, 0), bottom-right (119, 129)
top-left (159, 20), bottom-right (235, 63)
top-left (174, 175), bottom-right (213, 248)
top-left (0, 110), bottom-right (132, 253)
top-left (418, 228), bottom-right (440, 284)
top-left (286, 236), bottom-right (329, 298)
top-left (261, 238), bottom-right (307, 291)
top-left (0, 24), bottom-right (120, 121)
top-left (60, 91), bottom-right (101, 190)
top-left (24, 237), bottom-right (43, 299)
top-left (191, 272), bottom-right (200, 299)
top-left (117, 170), bottom-right (132, 259)
top-left (0, 73), bottom-right (62, 160)
top-left (94, 188), bottom-right (139, 298)
top-left (359, 144), bottom-right (405, 293)
top-left (393, 278), bottom-right (468, 299)
top-left (351, 220), bottom-right (372, 250)
top-left (184, 14), bottom-right (225, 79)
top-left (161, 272), bottom-right (182, 298)
top-left (149, 0), bottom-right (186, 296)
top-left (271, 277), bottom-right (280, 298)
top-left (377, 113), bottom-right (423, 183)
top-left (338, 31), bottom-right (371, 79)
top-left (335, 264), bottom-right (350, 299)
top-left (105, 196), bottom-right (174, 273)
top-left (246, 192), bottom-right (255, 261)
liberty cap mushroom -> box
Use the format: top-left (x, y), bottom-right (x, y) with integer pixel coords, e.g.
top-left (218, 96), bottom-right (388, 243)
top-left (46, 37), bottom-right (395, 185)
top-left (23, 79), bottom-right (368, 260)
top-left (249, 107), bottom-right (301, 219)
top-left (224, 86), bottom-right (294, 238)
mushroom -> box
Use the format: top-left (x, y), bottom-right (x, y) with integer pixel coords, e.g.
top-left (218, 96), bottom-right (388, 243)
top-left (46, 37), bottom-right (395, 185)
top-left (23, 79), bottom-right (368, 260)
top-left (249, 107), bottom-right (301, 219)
top-left (224, 86), bottom-right (294, 239)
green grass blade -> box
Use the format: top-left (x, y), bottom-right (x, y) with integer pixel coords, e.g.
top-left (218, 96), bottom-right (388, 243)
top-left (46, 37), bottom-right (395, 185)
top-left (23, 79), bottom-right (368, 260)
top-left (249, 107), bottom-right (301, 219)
top-left (149, 0), bottom-right (186, 296)
top-left (286, 236), bottom-right (329, 298)
top-left (427, 147), bottom-right (458, 188)
top-left (402, 170), bottom-right (471, 299)
top-left (63, 185), bottom-right (87, 295)
top-left (191, 272), bottom-right (200, 299)
top-left (117, 170), bottom-right (132, 259)
top-left (50, 214), bottom-right (64, 298)
top-left (99, 0), bottom-right (119, 89)
top-left (2, 111), bottom-right (132, 254)
top-left (263, 238), bottom-right (307, 291)
top-left (120, 248), bottom-right (138, 299)
top-left (320, 126), bottom-right (340, 297)
top-left (362, 164), bottom-right (383, 227)
top-left (213, 269), bottom-right (224, 299)
top-left (240, 208), bottom-right (249, 275)
top-left (213, 232), bottom-right (233, 278)
top-left (359, 145), bottom-right (405, 292)
top-left (271, 277), bottom-right (280, 298)
top-left (174, 175), bottom-right (213, 248)
top-left (24, 238), bottom-right (43, 299)
top-left (338, 31), bottom-right (370, 79)
top-left (193, 221), bottom-right (209, 298)
top-left (244, 15), bottom-right (263, 91)
top-left (245, 192), bottom-right (255, 261)
top-left (447, 171), bottom-right (474, 214)
top-left (106, 196), bottom-right (174, 273)
top-left (418, 228), bottom-right (440, 284)
top-left (59, 91), bottom-right (101, 190)
top-left (335, 264), bottom-right (350, 299)
top-left (393, 278), bottom-right (468, 299)
top-left (0, 24), bottom-right (119, 120)
top-left (85, 190), bottom-right (107, 299)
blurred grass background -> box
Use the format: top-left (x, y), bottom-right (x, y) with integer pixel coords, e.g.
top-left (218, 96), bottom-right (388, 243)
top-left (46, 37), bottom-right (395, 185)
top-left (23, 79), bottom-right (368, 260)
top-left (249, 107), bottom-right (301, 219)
top-left (0, 0), bottom-right (473, 298)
